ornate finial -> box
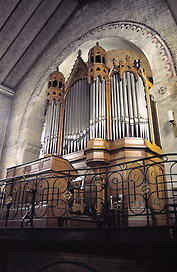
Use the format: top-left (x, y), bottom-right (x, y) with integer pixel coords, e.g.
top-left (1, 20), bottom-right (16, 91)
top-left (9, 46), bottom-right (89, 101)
top-left (134, 59), bottom-right (140, 69)
top-left (77, 49), bottom-right (82, 58)
top-left (96, 42), bottom-right (99, 46)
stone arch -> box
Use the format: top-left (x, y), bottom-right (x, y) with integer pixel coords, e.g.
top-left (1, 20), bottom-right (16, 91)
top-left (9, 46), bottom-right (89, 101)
top-left (38, 261), bottom-right (99, 272)
top-left (17, 21), bottom-right (176, 163)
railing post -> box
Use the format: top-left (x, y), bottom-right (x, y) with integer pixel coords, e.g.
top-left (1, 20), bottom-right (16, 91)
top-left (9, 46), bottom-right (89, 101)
top-left (143, 159), bottom-right (150, 226)
top-left (21, 187), bottom-right (36, 228)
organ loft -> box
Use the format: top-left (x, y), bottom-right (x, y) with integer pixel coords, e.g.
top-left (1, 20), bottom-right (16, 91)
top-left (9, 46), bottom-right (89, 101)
top-left (3, 42), bottom-right (168, 227)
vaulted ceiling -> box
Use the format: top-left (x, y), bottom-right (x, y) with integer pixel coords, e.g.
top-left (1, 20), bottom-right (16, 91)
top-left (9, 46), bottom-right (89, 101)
top-left (0, 0), bottom-right (176, 91)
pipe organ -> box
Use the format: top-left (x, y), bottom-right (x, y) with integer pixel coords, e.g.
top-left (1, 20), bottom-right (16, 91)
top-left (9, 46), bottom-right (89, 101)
top-left (41, 42), bottom-right (159, 160)
top-left (4, 42), bottom-right (166, 229)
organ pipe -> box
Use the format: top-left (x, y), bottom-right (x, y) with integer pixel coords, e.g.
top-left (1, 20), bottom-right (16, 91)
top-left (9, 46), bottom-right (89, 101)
top-left (89, 77), bottom-right (107, 140)
top-left (63, 79), bottom-right (89, 155)
top-left (42, 70), bottom-right (65, 156)
top-left (110, 71), bottom-right (150, 141)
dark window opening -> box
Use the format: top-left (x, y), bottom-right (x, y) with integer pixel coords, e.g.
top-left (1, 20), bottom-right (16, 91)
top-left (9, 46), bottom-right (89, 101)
top-left (48, 81), bottom-right (51, 88)
top-left (102, 57), bottom-right (105, 64)
top-left (91, 56), bottom-right (94, 63)
top-left (95, 55), bottom-right (101, 63)
top-left (53, 80), bottom-right (58, 87)
top-left (96, 67), bottom-right (101, 71)
top-left (59, 81), bottom-right (63, 88)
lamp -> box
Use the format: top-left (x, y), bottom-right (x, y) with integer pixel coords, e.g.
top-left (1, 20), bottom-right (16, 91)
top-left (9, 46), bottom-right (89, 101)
top-left (168, 111), bottom-right (177, 137)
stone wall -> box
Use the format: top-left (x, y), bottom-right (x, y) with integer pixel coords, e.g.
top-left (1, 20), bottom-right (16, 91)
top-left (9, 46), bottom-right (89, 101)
top-left (0, 93), bottom-right (12, 161)
top-left (0, 0), bottom-right (177, 177)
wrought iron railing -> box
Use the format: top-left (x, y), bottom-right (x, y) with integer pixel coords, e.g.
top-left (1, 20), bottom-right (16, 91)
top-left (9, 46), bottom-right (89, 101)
top-left (0, 153), bottom-right (177, 228)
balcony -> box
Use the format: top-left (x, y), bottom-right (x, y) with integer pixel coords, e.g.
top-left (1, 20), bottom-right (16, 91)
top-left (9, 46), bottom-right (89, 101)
top-left (0, 153), bottom-right (177, 229)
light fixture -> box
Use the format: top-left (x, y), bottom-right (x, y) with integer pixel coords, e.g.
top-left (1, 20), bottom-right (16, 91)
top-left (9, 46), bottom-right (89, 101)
top-left (168, 110), bottom-right (177, 137)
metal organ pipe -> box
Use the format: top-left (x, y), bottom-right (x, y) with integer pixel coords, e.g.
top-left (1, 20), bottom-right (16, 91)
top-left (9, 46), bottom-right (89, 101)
top-left (119, 76), bottom-right (125, 138)
top-left (92, 81), bottom-right (96, 139)
top-left (110, 71), bottom-right (150, 141)
top-left (95, 78), bottom-right (99, 138)
top-left (43, 98), bottom-right (61, 156)
top-left (101, 79), bottom-right (105, 139)
top-left (89, 77), bottom-right (107, 140)
top-left (62, 79), bottom-right (90, 155)
top-left (136, 76), bottom-right (150, 141)
top-left (123, 73), bottom-right (129, 137)
top-left (116, 75), bottom-right (121, 139)
top-left (130, 72), bottom-right (139, 137)
top-left (126, 72), bottom-right (134, 137)
top-left (113, 75), bottom-right (119, 140)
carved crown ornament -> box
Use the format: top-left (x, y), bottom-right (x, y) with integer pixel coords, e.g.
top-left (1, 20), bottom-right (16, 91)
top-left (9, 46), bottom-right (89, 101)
top-left (47, 45), bottom-right (154, 103)
top-left (109, 55), bottom-right (153, 88)
top-left (64, 50), bottom-right (88, 97)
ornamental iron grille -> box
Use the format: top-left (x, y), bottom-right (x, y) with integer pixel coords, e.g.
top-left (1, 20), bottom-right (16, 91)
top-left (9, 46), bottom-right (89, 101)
top-left (0, 154), bottom-right (177, 228)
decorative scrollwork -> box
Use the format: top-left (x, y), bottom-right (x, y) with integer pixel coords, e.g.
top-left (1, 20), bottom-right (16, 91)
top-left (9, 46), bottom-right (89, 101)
top-left (52, 199), bottom-right (67, 217)
top-left (53, 178), bottom-right (68, 194)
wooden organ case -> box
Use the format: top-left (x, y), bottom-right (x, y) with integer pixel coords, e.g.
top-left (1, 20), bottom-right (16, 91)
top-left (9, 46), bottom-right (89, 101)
top-left (4, 43), bottom-right (167, 228)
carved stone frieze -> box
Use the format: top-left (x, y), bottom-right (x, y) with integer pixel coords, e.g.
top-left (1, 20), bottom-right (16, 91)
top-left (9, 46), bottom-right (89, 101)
top-left (150, 77), bottom-right (177, 102)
